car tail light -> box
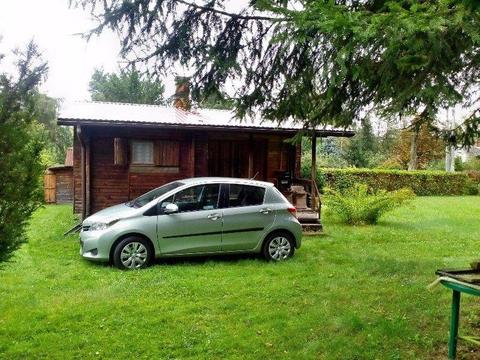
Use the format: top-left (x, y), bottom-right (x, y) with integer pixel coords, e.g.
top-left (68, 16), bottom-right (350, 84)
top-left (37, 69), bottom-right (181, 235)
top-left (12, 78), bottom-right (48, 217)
top-left (288, 206), bottom-right (297, 218)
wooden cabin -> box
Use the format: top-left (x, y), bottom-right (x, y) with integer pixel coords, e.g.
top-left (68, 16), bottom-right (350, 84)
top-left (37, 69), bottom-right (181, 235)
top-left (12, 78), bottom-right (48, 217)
top-left (57, 97), bottom-right (353, 229)
top-left (44, 147), bottom-right (74, 204)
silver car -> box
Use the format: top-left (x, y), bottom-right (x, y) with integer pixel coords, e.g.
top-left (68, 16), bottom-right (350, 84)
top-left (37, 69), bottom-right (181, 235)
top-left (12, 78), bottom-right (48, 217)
top-left (80, 177), bottom-right (302, 269)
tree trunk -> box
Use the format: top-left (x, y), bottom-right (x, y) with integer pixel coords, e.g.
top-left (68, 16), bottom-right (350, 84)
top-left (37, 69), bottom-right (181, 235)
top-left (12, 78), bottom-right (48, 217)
top-left (445, 146), bottom-right (455, 172)
top-left (408, 131), bottom-right (418, 171)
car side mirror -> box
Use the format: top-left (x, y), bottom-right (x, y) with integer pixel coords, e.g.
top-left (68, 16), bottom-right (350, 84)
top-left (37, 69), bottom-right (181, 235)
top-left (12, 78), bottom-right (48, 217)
top-left (163, 203), bottom-right (179, 214)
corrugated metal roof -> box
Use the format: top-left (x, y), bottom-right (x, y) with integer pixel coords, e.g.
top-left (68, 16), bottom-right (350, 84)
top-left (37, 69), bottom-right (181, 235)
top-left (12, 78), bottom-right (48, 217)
top-left (57, 101), bottom-right (354, 136)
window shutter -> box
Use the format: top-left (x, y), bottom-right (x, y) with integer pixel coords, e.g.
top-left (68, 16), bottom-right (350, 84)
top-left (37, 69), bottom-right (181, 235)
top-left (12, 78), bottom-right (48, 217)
top-left (113, 138), bottom-right (127, 165)
top-left (155, 141), bottom-right (180, 166)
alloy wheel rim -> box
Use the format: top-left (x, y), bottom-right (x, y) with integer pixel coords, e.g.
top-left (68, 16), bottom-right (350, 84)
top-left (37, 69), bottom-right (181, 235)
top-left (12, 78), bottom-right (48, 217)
top-left (120, 242), bottom-right (148, 269)
top-left (268, 236), bottom-right (291, 261)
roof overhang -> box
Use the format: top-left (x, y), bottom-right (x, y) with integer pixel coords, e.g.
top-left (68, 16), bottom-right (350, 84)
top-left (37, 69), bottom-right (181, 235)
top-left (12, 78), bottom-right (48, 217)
top-left (58, 118), bottom-right (355, 137)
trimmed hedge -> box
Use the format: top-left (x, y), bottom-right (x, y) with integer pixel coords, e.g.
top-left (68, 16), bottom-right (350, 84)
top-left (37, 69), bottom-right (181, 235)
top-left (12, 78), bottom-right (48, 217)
top-left (313, 168), bottom-right (477, 196)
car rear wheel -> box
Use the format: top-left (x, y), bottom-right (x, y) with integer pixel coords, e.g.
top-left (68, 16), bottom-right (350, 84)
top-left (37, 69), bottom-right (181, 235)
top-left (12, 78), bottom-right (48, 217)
top-left (113, 237), bottom-right (153, 270)
top-left (263, 232), bottom-right (295, 261)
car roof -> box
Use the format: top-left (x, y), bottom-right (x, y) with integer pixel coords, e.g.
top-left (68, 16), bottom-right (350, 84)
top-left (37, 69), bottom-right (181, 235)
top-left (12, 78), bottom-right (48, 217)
top-left (178, 177), bottom-right (275, 188)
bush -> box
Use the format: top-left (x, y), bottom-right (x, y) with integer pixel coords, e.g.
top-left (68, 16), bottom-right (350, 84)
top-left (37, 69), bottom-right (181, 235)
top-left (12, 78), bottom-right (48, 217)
top-left (463, 156), bottom-right (480, 171)
top-left (317, 168), bottom-right (476, 196)
top-left (324, 184), bottom-right (415, 225)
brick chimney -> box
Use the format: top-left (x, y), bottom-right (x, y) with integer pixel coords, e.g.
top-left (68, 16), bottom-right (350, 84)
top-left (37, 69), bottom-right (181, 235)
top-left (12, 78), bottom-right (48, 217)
top-left (173, 76), bottom-right (191, 111)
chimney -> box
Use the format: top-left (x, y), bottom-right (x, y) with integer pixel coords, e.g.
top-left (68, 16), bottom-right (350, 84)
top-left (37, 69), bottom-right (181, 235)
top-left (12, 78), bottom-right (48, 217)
top-left (173, 76), bottom-right (191, 111)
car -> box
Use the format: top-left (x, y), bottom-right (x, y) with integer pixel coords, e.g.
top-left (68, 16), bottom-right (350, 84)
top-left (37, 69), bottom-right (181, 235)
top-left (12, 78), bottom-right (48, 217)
top-left (79, 177), bottom-right (302, 269)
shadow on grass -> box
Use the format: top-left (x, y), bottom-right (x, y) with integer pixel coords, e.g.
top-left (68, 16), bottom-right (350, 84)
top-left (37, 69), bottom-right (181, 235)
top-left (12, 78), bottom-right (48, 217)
top-left (154, 252), bottom-right (261, 266)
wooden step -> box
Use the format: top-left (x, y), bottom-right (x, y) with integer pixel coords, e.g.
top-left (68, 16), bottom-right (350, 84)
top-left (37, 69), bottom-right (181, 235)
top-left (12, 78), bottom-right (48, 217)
top-left (297, 208), bottom-right (319, 223)
top-left (302, 223), bottom-right (323, 233)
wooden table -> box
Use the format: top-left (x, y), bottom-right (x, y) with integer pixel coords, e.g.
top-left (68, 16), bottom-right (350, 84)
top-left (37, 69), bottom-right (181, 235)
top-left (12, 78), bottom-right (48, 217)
top-left (436, 269), bottom-right (480, 359)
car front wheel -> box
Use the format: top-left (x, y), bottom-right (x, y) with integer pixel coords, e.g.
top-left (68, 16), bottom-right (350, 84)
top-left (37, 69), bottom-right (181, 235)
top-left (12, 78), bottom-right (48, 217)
top-left (113, 237), bottom-right (153, 270)
top-left (263, 232), bottom-right (295, 261)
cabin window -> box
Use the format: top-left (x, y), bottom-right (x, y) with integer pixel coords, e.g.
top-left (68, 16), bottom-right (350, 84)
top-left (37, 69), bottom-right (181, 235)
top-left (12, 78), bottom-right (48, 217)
top-left (131, 140), bottom-right (154, 165)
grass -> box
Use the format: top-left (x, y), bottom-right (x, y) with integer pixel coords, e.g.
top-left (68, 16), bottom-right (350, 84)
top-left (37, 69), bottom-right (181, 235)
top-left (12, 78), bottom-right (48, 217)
top-left (1, 197), bottom-right (480, 359)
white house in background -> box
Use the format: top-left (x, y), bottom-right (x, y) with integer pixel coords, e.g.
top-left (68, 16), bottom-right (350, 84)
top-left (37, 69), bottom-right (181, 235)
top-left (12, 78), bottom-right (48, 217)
top-left (437, 106), bottom-right (479, 171)
top-left (455, 139), bottom-right (480, 162)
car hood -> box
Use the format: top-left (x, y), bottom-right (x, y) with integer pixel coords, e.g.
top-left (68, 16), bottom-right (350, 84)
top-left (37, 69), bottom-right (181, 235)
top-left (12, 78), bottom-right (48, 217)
top-left (83, 203), bottom-right (138, 225)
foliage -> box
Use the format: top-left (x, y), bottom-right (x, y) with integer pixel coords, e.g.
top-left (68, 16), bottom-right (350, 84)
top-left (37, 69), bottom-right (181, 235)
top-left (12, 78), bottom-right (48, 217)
top-left (77, 0), bottom-right (480, 147)
top-left (454, 156), bottom-right (464, 171)
top-left (461, 156), bottom-right (480, 171)
top-left (4, 199), bottom-right (480, 358)
top-left (319, 168), bottom-right (476, 196)
top-left (342, 119), bottom-right (378, 168)
top-left (89, 68), bottom-right (165, 105)
top-left (324, 184), bottom-right (415, 225)
top-left (301, 136), bottom-right (349, 171)
top-left (193, 85), bottom-right (234, 110)
top-left (386, 125), bottom-right (445, 170)
top-left (31, 93), bottom-right (72, 166)
top-left (0, 42), bottom-right (48, 263)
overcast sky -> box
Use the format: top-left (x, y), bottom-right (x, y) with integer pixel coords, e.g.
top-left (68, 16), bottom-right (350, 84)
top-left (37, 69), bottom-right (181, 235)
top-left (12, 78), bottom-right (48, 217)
top-left (0, 0), bottom-right (177, 101)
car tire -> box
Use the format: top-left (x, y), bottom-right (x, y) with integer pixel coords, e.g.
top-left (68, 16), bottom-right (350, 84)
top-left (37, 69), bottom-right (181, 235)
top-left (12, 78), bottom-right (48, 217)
top-left (113, 237), bottom-right (153, 270)
top-left (262, 232), bottom-right (295, 261)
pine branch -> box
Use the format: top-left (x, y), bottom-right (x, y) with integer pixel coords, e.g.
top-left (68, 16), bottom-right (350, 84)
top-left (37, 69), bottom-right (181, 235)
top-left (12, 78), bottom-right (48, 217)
top-left (173, 0), bottom-right (289, 22)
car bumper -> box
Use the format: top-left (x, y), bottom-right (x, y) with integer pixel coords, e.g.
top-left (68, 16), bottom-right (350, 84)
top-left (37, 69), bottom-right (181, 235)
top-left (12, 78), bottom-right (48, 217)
top-left (79, 229), bottom-right (113, 262)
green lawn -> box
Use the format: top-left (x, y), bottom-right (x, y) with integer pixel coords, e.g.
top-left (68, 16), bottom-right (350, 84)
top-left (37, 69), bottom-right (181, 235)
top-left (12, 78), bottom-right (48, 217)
top-left (1, 197), bottom-right (480, 359)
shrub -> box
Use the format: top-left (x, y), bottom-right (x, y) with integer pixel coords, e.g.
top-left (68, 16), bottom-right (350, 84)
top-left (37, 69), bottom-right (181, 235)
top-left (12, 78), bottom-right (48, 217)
top-left (463, 156), bottom-right (480, 171)
top-left (319, 168), bottom-right (475, 196)
top-left (324, 184), bottom-right (415, 225)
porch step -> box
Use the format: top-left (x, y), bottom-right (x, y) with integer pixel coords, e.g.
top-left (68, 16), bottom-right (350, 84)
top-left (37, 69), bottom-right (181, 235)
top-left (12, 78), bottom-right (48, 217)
top-left (301, 223), bottom-right (323, 233)
top-left (297, 208), bottom-right (319, 223)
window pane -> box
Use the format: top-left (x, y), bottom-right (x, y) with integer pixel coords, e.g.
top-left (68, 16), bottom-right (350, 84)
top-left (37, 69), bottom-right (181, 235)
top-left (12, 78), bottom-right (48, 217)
top-left (131, 181), bottom-right (183, 208)
top-left (171, 184), bottom-right (220, 212)
top-left (132, 141), bottom-right (154, 164)
top-left (228, 185), bottom-right (265, 207)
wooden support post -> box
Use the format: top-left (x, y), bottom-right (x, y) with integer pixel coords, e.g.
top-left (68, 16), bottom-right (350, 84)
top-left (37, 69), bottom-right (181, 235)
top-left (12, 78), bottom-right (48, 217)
top-left (85, 139), bottom-right (91, 217)
top-left (248, 134), bottom-right (254, 178)
top-left (311, 132), bottom-right (317, 211)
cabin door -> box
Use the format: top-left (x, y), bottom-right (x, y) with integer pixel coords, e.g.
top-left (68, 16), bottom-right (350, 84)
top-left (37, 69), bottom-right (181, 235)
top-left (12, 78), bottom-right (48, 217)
top-left (208, 140), bottom-right (267, 180)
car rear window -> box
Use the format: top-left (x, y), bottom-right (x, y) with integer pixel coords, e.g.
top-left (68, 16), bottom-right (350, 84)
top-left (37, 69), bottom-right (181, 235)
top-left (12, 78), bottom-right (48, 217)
top-left (228, 184), bottom-right (265, 207)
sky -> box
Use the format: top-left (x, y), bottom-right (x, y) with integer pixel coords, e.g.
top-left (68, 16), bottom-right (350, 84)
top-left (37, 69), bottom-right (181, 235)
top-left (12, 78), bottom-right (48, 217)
top-left (0, 0), bottom-right (169, 101)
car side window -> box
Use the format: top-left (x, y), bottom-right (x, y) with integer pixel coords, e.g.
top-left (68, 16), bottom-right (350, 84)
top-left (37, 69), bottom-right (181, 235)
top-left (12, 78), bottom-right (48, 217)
top-left (160, 184), bottom-right (220, 213)
top-left (228, 184), bottom-right (265, 207)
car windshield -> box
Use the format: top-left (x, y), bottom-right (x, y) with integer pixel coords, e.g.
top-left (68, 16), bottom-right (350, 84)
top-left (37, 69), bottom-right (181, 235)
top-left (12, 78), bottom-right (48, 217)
top-left (127, 181), bottom-right (184, 208)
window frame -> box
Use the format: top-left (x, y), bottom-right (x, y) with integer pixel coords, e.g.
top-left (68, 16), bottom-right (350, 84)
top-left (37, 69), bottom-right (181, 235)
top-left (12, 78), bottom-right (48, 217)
top-left (225, 184), bottom-right (266, 208)
top-left (159, 183), bottom-right (222, 214)
top-left (130, 140), bottom-right (155, 165)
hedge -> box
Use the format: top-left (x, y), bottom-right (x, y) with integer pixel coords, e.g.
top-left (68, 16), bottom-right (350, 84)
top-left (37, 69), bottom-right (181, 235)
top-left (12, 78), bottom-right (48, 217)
top-left (307, 168), bottom-right (478, 196)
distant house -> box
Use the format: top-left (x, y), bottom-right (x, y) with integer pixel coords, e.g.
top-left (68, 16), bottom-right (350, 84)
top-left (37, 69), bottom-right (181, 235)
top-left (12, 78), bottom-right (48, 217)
top-left (456, 139), bottom-right (480, 162)
top-left (57, 84), bottom-right (353, 228)
top-left (44, 147), bottom-right (74, 204)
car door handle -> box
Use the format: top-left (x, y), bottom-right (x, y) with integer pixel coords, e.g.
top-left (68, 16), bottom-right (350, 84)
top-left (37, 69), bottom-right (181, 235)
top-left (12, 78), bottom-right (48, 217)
top-left (259, 208), bottom-right (272, 215)
top-left (207, 213), bottom-right (221, 220)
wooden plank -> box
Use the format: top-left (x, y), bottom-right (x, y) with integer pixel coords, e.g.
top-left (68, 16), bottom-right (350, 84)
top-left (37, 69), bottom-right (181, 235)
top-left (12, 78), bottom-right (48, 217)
top-left (155, 140), bottom-right (180, 166)
top-left (44, 173), bottom-right (56, 203)
top-left (113, 137), bottom-right (127, 166)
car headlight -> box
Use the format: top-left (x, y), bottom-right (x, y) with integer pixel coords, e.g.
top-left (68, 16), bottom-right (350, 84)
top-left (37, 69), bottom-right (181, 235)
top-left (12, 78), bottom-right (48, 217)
top-left (89, 220), bottom-right (118, 232)
top-left (89, 222), bottom-right (109, 231)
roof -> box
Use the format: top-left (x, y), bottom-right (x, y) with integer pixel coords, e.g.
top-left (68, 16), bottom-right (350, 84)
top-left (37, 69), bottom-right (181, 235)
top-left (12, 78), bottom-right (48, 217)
top-left (57, 101), bottom-right (354, 137)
